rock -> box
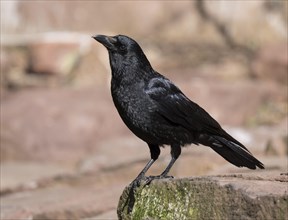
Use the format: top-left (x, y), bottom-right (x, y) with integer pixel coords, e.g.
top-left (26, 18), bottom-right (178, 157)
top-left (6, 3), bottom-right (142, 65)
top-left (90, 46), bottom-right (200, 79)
top-left (26, 32), bottom-right (91, 76)
top-left (0, 184), bottom-right (122, 220)
top-left (27, 42), bottom-right (79, 75)
top-left (1, 45), bottom-right (30, 89)
top-left (0, 162), bottom-right (73, 193)
top-left (0, 169), bottom-right (128, 220)
top-left (1, 32), bottom-right (96, 88)
top-left (118, 172), bottom-right (288, 220)
top-left (83, 210), bottom-right (117, 220)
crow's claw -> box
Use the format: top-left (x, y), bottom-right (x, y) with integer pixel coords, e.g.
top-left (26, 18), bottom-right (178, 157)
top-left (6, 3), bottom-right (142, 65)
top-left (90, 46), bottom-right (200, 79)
top-left (144, 175), bottom-right (174, 185)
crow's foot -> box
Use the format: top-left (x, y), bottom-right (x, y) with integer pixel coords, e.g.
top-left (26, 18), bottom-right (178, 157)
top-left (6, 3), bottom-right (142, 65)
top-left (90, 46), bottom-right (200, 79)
top-left (144, 175), bottom-right (174, 185)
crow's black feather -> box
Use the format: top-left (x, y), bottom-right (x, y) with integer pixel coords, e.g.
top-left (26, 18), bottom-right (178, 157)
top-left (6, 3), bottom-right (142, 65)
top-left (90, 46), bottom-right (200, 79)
top-left (93, 34), bottom-right (264, 181)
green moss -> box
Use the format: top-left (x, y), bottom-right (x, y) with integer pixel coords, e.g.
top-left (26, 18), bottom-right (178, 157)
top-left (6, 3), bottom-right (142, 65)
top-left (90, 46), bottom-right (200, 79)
top-left (130, 181), bottom-right (199, 220)
top-left (118, 178), bottom-right (288, 220)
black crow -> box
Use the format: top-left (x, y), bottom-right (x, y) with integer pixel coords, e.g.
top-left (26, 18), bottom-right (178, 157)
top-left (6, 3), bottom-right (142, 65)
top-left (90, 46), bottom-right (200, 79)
top-left (92, 34), bottom-right (264, 183)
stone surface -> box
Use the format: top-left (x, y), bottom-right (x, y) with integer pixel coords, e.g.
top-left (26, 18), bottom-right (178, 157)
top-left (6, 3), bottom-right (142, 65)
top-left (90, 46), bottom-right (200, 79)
top-left (26, 32), bottom-right (92, 76)
top-left (27, 42), bottom-right (79, 75)
top-left (0, 169), bottom-right (128, 220)
top-left (1, 184), bottom-right (120, 220)
top-left (1, 32), bottom-right (98, 88)
top-left (0, 162), bottom-right (72, 192)
top-left (118, 172), bottom-right (288, 220)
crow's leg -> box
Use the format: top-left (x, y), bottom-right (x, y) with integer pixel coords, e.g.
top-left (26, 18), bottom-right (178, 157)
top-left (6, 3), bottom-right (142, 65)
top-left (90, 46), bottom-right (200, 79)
top-left (145, 144), bottom-right (181, 184)
top-left (132, 144), bottom-right (160, 185)
top-left (126, 144), bottom-right (160, 213)
top-left (160, 144), bottom-right (181, 177)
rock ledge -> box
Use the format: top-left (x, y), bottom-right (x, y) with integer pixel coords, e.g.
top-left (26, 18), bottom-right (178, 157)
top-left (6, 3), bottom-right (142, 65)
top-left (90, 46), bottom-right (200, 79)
top-left (118, 173), bottom-right (288, 220)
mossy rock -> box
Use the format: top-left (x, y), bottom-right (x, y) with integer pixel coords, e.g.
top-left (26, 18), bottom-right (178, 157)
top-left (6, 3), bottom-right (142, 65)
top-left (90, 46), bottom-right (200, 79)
top-left (117, 176), bottom-right (288, 220)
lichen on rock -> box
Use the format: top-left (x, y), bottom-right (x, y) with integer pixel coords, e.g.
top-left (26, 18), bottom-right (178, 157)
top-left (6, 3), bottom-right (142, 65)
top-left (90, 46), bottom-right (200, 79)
top-left (117, 175), bottom-right (288, 220)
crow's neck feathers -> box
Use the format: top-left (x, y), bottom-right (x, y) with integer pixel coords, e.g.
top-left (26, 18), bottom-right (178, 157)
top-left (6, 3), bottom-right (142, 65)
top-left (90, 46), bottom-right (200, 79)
top-left (109, 45), bottom-right (154, 82)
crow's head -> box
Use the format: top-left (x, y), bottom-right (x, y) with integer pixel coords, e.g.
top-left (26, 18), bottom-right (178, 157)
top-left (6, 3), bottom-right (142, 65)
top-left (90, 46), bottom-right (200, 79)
top-left (92, 35), bottom-right (139, 54)
top-left (92, 34), bottom-right (152, 73)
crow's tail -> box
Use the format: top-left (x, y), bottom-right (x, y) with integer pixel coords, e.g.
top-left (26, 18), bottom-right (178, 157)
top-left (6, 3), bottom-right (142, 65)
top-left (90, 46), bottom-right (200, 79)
top-left (199, 132), bottom-right (264, 169)
top-left (211, 135), bottom-right (264, 169)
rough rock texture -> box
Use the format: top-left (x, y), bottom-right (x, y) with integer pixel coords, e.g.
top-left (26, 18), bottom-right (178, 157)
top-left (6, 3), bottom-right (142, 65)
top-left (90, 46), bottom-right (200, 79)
top-left (118, 173), bottom-right (288, 220)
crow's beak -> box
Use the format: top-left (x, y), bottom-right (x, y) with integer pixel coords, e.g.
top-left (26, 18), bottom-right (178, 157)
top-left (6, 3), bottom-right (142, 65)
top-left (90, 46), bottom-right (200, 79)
top-left (92, 35), bottom-right (117, 50)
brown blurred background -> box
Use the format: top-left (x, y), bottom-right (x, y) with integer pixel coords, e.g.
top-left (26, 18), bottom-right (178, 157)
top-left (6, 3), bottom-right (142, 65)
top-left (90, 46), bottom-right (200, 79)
top-left (1, 1), bottom-right (287, 219)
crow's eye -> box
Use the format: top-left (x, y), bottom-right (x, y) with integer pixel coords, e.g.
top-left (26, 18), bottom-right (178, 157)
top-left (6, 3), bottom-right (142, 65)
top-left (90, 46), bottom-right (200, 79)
top-left (119, 45), bottom-right (126, 51)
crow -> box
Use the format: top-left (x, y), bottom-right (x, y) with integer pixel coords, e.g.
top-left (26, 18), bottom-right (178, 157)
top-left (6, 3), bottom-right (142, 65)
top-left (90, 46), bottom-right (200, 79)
top-left (92, 34), bottom-right (264, 183)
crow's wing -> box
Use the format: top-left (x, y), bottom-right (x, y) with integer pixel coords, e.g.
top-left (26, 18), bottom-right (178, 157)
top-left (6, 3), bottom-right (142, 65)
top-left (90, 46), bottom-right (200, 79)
top-left (145, 77), bottom-right (222, 134)
top-left (145, 76), bottom-right (264, 169)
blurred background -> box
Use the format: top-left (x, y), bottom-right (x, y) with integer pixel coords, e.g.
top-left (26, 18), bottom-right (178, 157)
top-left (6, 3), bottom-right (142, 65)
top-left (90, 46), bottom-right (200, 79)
top-left (1, 1), bottom-right (287, 219)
